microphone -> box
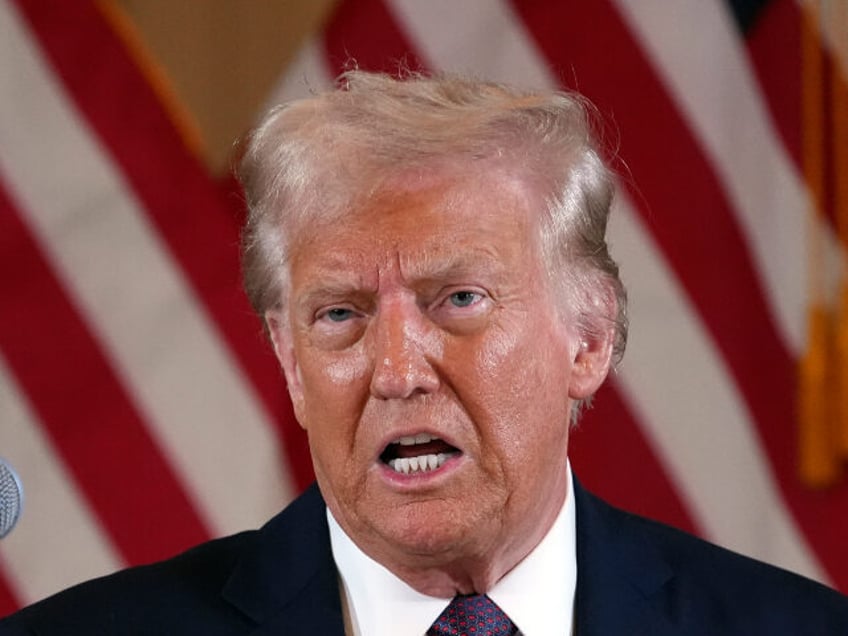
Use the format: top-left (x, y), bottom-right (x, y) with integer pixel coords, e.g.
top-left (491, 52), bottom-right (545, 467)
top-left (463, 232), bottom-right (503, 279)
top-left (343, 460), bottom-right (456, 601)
top-left (0, 457), bottom-right (24, 539)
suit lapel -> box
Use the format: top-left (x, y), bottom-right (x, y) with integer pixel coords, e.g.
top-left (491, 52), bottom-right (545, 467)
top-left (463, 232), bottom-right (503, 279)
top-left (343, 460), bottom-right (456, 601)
top-left (222, 484), bottom-right (346, 634)
top-left (573, 480), bottom-right (677, 636)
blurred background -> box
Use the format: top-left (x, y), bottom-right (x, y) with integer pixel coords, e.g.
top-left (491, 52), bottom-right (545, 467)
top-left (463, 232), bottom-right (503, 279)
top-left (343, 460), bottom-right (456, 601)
top-left (1, 0), bottom-right (847, 615)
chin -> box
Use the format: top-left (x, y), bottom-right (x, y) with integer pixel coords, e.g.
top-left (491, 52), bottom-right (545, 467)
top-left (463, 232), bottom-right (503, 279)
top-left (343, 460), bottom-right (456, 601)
top-left (372, 498), bottom-right (487, 560)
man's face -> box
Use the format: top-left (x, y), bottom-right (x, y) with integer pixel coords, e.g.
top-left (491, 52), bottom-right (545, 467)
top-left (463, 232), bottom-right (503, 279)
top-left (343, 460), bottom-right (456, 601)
top-left (267, 170), bottom-right (611, 583)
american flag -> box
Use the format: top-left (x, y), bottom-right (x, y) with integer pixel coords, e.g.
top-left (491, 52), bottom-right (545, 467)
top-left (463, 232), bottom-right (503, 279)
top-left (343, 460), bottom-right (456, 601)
top-left (1, 0), bottom-right (847, 615)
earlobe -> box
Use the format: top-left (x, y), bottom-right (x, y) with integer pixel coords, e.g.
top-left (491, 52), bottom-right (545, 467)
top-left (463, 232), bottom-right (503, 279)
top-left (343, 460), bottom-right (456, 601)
top-left (567, 326), bottom-right (614, 399)
top-left (567, 281), bottom-right (619, 399)
top-left (265, 309), bottom-right (307, 428)
top-left (566, 289), bottom-right (618, 401)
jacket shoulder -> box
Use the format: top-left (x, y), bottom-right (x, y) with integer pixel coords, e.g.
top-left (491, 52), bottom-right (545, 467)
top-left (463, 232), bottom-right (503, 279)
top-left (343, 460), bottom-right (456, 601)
top-left (0, 485), bottom-right (333, 636)
top-left (576, 483), bottom-right (848, 634)
top-left (0, 531), bottom-right (259, 635)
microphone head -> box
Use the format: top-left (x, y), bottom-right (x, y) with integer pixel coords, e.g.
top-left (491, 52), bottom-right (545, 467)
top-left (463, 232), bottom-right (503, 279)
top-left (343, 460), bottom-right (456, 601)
top-left (0, 458), bottom-right (24, 539)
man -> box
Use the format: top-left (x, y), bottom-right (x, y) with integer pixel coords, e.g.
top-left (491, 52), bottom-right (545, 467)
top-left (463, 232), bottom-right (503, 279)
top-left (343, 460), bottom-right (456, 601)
top-left (2, 71), bottom-right (847, 635)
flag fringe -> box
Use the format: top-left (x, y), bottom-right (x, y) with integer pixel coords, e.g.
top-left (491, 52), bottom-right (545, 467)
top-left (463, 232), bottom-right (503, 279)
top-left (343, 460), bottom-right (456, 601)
top-left (799, 0), bottom-right (848, 488)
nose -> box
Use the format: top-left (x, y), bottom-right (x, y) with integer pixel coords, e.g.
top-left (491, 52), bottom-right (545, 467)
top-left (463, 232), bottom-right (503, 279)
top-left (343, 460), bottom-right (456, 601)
top-left (370, 298), bottom-right (440, 400)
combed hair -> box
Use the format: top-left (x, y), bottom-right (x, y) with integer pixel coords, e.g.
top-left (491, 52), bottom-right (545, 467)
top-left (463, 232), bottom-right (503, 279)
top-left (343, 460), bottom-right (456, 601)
top-left (237, 70), bottom-right (627, 365)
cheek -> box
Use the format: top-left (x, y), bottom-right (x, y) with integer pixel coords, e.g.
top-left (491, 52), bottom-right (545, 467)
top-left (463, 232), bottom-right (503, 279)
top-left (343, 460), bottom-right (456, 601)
top-left (473, 319), bottom-right (573, 449)
top-left (472, 314), bottom-right (571, 400)
top-left (294, 344), bottom-right (372, 435)
top-left (299, 342), bottom-right (370, 395)
top-left (321, 344), bottom-right (371, 387)
top-left (474, 323), bottom-right (521, 376)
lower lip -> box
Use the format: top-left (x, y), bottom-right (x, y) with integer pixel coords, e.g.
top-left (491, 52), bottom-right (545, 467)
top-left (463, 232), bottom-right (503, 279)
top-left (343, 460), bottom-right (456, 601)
top-left (377, 453), bottom-right (463, 488)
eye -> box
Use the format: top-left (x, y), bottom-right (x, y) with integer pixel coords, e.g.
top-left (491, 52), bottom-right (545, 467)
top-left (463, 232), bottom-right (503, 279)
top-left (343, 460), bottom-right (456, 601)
top-left (308, 303), bottom-right (366, 350)
top-left (324, 307), bottom-right (355, 322)
top-left (448, 290), bottom-right (482, 308)
top-left (430, 287), bottom-right (491, 333)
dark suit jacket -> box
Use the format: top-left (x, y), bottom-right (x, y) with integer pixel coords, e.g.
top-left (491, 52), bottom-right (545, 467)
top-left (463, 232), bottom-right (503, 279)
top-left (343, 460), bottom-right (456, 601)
top-left (2, 480), bottom-right (847, 634)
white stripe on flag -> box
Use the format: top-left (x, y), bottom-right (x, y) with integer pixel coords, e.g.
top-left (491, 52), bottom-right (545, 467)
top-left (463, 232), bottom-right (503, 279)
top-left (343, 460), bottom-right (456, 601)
top-left (610, 194), bottom-right (827, 583)
top-left (0, 2), bottom-right (292, 537)
top-left (386, 0), bottom-right (555, 88)
top-left (0, 355), bottom-right (123, 605)
top-left (612, 0), bottom-right (841, 354)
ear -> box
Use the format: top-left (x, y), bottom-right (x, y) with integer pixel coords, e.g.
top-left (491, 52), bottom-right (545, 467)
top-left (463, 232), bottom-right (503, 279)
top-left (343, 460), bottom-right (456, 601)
top-left (567, 292), bottom-right (617, 400)
top-left (265, 309), bottom-right (307, 429)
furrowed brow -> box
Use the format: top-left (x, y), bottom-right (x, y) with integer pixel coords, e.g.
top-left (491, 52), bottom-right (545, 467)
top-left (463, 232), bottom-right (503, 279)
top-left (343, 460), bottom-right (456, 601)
top-left (406, 249), bottom-right (505, 284)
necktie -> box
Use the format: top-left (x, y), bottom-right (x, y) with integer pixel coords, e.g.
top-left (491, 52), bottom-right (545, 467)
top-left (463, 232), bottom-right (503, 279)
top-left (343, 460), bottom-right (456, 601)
top-left (427, 594), bottom-right (518, 635)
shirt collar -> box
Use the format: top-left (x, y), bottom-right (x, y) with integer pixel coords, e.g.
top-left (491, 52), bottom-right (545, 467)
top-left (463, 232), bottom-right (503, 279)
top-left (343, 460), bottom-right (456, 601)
top-left (328, 463), bottom-right (577, 635)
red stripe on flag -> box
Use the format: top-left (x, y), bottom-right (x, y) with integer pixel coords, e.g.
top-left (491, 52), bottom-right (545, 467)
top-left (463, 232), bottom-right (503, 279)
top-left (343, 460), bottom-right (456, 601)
top-left (0, 183), bottom-right (210, 564)
top-left (0, 570), bottom-right (21, 619)
top-left (746, 0), bottom-right (803, 169)
top-left (513, 0), bottom-right (848, 589)
top-left (11, 0), bottom-right (313, 492)
top-left (323, 0), bottom-right (425, 74)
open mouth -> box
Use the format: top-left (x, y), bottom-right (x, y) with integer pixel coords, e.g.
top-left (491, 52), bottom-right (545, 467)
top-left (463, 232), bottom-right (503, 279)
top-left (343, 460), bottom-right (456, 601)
top-left (379, 433), bottom-right (461, 475)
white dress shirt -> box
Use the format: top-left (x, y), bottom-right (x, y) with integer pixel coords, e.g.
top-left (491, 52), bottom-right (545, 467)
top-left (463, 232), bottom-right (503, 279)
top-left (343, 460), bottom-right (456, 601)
top-left (328, 463), bottom-right (577, 635)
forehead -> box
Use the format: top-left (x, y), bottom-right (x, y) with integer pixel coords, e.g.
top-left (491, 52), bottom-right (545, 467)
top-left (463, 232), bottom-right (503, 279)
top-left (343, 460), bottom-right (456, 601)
top-left (288, 169), bottom-right (544, 282)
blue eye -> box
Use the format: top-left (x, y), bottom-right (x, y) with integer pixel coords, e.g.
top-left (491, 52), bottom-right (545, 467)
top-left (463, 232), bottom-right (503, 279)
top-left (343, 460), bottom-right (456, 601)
top-left (325, 308), bottom-right (354, 322)
top-left (449, 291), bottom-right (479, 307)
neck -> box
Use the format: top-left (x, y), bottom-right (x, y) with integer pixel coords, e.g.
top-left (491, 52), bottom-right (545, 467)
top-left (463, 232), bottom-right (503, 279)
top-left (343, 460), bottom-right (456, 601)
top-left (373, 510), bottom-right (556, 597)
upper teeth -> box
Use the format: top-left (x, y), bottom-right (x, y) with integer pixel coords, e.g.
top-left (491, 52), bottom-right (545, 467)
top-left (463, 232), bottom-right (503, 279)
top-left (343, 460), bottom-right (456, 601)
top-left (396, 433), bottom-right (436, 446)
top-left (388, 453), bottom-right (450, 475)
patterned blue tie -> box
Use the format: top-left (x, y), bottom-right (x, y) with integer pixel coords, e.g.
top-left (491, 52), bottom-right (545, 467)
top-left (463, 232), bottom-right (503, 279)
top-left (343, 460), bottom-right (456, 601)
top-left (427, 594), bottom-right (518, 635)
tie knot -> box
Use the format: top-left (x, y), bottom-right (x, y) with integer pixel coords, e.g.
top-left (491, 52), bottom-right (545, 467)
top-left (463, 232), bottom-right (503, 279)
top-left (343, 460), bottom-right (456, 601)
top-left (428, 594), bottom-right (517, 636)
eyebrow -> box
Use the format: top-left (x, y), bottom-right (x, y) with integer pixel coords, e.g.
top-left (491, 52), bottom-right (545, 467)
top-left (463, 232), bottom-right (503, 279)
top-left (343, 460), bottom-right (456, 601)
top-left (292, 246), bottom-right (508, 308)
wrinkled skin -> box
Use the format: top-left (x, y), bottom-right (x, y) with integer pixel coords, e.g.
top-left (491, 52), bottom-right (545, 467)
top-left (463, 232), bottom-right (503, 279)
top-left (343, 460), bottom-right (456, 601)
top-left (266, 169), bottom-right (614, 596)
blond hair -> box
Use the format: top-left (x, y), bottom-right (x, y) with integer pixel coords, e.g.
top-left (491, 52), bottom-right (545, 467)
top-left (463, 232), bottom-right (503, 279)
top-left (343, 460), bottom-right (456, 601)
top-left (238, 70), bottom-right (627, 363)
